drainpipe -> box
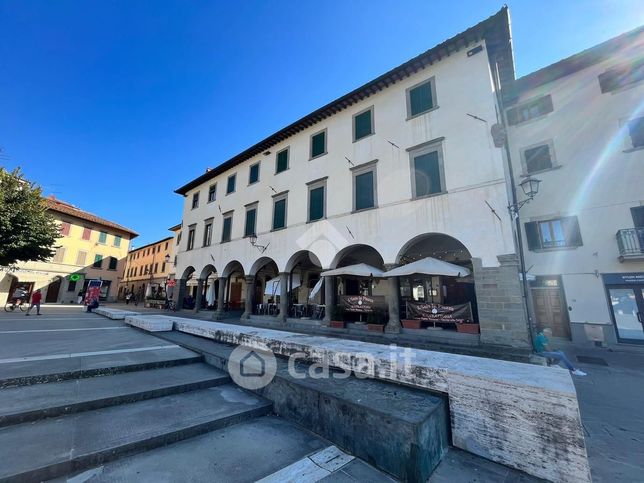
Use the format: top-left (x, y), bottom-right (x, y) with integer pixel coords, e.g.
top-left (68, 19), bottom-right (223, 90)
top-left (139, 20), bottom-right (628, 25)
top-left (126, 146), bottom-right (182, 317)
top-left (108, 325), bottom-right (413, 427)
top-left (491, 56), bottom-right (536, 349)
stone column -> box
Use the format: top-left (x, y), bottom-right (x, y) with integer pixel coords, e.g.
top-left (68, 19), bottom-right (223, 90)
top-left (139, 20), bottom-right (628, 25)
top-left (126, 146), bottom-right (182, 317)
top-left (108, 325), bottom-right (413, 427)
top-left (322, 276), bottom-right (334, 326)
top-left (193, 278), bottom-right (204, 313)
top-left (175, 278), bottom-right (186, 310)
top-left (279, 272), bottom-right (289, 321)
top-left (241, 275), bottom-right (255, 319)
top-left (214, 276), bottom-right (227, 320)
top-left (384, 264), bottom-right (401, 333)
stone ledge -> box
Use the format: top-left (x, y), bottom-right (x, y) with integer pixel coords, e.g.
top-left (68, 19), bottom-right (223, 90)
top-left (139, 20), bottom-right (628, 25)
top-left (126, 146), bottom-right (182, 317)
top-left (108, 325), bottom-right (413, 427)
top-left (167, 317), bottom-right (590, 483)
top-left (124, 315), bottom-right (174, 332)
top-left (93, 308), bottom-right (140, 320)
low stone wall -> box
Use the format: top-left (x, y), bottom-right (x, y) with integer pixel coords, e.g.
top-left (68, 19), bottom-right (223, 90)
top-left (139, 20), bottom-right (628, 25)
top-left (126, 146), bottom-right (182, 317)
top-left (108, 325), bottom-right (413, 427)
top-left (124, 315), bottom-right (174, 332)
top-left (167, 317), bottom-right (590, 483)
top-left (93, 308), bottom-right (140, 320)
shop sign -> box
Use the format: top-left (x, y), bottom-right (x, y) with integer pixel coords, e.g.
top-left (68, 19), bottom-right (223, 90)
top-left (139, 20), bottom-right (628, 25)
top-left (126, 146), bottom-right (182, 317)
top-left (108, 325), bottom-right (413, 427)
top-left (407, 302), bottom-right (473, 323)
top-left (602, 272), bottom-right (644, 285)
top-left (340, 295), bottom-right (386, 313)
top-left (85, 279), bottom-right (103, 305)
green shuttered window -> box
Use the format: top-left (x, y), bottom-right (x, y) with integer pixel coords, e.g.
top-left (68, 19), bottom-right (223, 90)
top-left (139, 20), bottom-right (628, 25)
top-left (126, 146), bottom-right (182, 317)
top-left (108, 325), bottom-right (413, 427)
top-left (249, 164), bottom-right (260, 184)
top-left (355, 171), bottom-right (374, 210)
top-left (309, 186), bottom-right (325, 221)
top-left (222, 216), bottom-right (232, 242)
top-left (409, 81), bottom-right (434, 117)
top-left (273, 198), bottom-right (286, 230)
top-left (414, 151), bottom-right (442, 197)
top-left (311, 131), bottom-right (326, 158)
top-left (245, 208), bottom-right (257, 237)
top-left (226, 174), bottom-right (236, 194)
top-left (276, 149), bottom-right (289, 173)
top-left (353, 109), bottom-right (373, 141)
top-left (525, 217), bottom-right (583, 250)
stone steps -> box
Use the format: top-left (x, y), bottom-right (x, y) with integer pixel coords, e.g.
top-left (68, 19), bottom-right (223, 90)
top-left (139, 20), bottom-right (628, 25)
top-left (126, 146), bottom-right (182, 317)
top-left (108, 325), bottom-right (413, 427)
top-left (0, 346), bottom-right (202, 388)
top-left (0, 363), bottom-right (230, 426)
top-left (0, 385), bottom-right (273, 482)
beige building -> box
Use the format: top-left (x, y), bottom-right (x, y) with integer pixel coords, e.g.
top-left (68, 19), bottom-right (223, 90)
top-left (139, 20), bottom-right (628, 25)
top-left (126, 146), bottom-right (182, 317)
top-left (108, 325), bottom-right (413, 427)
top-left (119, 229), bottom-right (178, 302)
top-left (0, 196), bottom-right (137, 304)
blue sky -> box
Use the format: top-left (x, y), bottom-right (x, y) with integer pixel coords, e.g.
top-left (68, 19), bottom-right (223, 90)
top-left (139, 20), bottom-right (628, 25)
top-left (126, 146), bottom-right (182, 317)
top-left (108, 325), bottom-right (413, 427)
top-left (1, 1), bottom-right (642, 247)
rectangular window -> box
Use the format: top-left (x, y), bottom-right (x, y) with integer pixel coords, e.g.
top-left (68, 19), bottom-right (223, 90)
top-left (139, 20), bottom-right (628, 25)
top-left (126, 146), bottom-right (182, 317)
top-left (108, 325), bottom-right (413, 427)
top-left (82, 227), bottom-right (92, 240)
top-left (165, 242), bottom-right (168, 250)
top-left (208, 184), bottom-right (217, 203)
top-left (310, 130), bottom-right (327, 159)
top-left (154, 263), bottom-right (158, 273)
top-left (522, 142), bottom-right (555, 174)
top-left (353, 165), bottom-right (376, 211)
top-left (272, 195), bottom-right (287, 230)
top-left (411, 144), bottom-right (444, 198)
top-left (222, 214), bottom-right (233, 243)
top-left (113, 235), bottom-right (121, 247)
top-left (276, 148), bottom-right (289, 173)
top-left (161, 262), bottom-right (166, 272)
top-left (187, 227), bottom-right (195, 250)
top-left (226, 174), bottom-right (236, 194)
top-left (191, 192), bottom-right (199, 209)
top-left (525, 216), bottom-right (583, 250)
top-left (627, 117), bottom-right (644, 148)
top-left (407, 78), bottom-right (436, 117)
top-left (60, 222), bottom-right (71, 236)
top-left (93, 254), bottom-right (103, 269)
top-left (598, 58), bottom-right (644, 93)
top-left (353, 107), bottom-right (374, 141)
top-left (249, 163), bottom-right (260, 184)
top-left (67, 279), bottom-right (77, 292)
top-left (108, 257), bottom-right (118, 270)
top-left (76, 250), bottom-right (87, 266)
top-left (506, 95), bottom-right (553, 125)
top-left (98, 231), bottom-right (107, 244)
top-left (53, 247), bottom-right (66, 263)
top-left (245, 206), bottom-right (257, 237)
top-left (203, 220), bottom-right (213, 247)
top-left (308, 180), bottom-right (326, 222)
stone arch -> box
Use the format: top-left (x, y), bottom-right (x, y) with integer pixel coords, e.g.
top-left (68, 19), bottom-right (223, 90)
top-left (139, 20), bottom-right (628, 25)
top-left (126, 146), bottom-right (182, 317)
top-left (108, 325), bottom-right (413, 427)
top-left (199, 264), bottom-right (217, 280)
top-left (285, 250), bottom-right (322, 273)
top-left (249, 257), bottom-right (279, 277)
top-left (222, 260), bottom-right (245, 278)
top-left (396, 233), bottom-right (472, 265)
top-left (181, 266), bottom-right (196, 279)
top-left (330, 244), bottom-right (385, 270)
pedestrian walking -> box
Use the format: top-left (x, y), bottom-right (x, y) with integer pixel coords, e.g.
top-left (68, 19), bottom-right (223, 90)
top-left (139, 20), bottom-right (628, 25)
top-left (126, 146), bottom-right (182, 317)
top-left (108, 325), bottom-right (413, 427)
top-left (125, 292), bottom-right (132, 305)
top-left (534, 328), bottom-right (587, 376)
top-left (77, 290), bottom-right (84, 304)
top-left (25, 289), bottom-right (42, 316)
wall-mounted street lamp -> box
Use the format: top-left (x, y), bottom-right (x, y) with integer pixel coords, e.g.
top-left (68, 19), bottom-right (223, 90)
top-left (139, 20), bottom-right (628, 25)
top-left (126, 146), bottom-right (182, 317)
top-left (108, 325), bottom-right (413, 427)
top-left (509, 176), bottom-right (541, 216)
top-left (248, 234), bottom-right (269, 254)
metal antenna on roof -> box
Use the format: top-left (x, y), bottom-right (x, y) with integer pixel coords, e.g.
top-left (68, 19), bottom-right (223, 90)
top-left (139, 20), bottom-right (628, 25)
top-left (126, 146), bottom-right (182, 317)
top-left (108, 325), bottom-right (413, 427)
top-left (345, 157), bottom-right (355, 167)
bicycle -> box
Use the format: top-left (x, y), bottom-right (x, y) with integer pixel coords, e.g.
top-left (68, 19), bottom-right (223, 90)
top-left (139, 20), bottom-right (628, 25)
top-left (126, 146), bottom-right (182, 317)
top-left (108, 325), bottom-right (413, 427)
top-left (4, 298), bottom-right (29, 312)
top-left (164, 300), bottom-right (177, 312)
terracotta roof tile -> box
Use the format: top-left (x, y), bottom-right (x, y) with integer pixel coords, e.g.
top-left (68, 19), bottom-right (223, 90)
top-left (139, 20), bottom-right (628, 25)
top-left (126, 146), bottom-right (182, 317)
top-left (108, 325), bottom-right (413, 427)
top-left (44, 197), bottom-right (138, 237)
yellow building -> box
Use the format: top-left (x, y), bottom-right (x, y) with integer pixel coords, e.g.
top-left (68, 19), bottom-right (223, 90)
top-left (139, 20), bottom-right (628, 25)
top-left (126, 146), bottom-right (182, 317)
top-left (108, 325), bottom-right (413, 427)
top-left (119, 233), bottom-right (176, 303)
top-left (0, 196), bottom-right (138, 304)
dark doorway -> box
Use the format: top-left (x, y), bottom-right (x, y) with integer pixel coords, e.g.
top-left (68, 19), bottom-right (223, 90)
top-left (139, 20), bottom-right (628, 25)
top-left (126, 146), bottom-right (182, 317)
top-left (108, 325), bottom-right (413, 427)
top-left (45, 277), bottom-right (62, 303)
top-left (531, 276), bottom-right (571, 339)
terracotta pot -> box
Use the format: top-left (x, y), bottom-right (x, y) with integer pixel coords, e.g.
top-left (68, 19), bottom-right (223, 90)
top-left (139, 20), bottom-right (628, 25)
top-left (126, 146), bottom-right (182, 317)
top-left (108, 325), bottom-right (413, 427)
top-left (456, 323), bottom-right (480, 334)
top-left (330, 320), bottom-right (346, 329)
top-left (367, 324), bottom-right (385, 333)
top-left (402, 319), bottom-right (423, 329)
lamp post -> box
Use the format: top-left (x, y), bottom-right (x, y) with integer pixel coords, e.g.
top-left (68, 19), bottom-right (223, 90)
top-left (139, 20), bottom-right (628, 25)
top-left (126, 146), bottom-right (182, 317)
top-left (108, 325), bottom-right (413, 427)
top-left (508, 177), bottom-right (542, 216)
top-left (248, 234), bottom-right (268, 253)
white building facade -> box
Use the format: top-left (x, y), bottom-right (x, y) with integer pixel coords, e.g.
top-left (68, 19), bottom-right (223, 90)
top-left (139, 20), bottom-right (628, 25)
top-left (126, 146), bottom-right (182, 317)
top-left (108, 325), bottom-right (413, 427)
top-left (173, 9), bottom-right (533, 350)
top-left (506, 26), bottom-right (644, 346)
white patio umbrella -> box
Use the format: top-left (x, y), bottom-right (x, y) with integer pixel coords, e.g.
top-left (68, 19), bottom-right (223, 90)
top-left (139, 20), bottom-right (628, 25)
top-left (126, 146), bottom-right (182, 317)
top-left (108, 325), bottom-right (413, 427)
top-left (321, 263), bottom-right (386, 278)
top-left (264, 274), bottom-right (301, 296)
top-left (384, 257), bottom-right (470, 278)
top-left (308, 278), bottom-right (324, 300)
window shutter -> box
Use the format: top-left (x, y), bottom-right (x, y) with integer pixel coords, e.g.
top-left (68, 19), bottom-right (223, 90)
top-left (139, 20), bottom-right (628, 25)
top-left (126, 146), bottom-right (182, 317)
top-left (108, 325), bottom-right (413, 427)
top-left (562, 216), bottom-right (583, 247)
top-left (539, 95), bottom-right (554, 116)
top-left (506, 106), bottom-right (519, 126)
top-left (525, 222), bottom-right (541, 250)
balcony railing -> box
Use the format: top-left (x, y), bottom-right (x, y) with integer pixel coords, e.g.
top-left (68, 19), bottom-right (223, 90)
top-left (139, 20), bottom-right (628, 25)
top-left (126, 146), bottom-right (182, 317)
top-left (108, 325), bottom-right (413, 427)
top-left (616, 228), bottom-right (644, 261)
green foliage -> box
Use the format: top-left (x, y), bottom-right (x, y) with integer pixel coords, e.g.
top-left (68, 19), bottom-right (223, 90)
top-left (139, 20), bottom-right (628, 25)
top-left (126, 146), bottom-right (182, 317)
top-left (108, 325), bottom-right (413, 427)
top-left (0, 168), bottom-right (59, 266)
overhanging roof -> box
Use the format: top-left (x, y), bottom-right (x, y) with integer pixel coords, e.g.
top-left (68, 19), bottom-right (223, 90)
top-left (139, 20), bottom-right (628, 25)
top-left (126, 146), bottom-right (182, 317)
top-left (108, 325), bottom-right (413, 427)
top-left (45, 197), bottom-right (138, 237)
top-left (175, 7), bottom-right (514, 195)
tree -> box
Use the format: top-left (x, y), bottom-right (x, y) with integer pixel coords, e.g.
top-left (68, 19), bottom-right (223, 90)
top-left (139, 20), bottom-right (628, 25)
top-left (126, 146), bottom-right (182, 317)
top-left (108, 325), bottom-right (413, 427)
top-left (0, 168), bottom-right (59, 266)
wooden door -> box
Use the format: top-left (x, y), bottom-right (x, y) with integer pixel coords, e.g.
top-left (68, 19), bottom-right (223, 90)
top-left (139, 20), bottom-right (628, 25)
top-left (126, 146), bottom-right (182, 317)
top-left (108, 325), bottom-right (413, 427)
top-left (230, 282), bottom-right (242, 306)
top-left (45, 278), bottom-right (62, 303)
top-left (532, 288), bottom-right (571, 339)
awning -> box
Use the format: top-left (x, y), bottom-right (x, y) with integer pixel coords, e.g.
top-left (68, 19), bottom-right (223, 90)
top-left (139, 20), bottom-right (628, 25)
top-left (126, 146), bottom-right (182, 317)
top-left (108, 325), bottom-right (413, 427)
top-left (384, 257), bottom-right (470, 278)
top-left (321, 263), bottom-right (386, 278)
top-left (264, 274), bottom-right (301, 296)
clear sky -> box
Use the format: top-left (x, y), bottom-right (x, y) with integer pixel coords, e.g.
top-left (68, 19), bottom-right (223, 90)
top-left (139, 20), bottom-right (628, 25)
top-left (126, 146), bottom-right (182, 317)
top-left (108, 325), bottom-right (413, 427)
top-left (1, 1), bottom-right (642, 247)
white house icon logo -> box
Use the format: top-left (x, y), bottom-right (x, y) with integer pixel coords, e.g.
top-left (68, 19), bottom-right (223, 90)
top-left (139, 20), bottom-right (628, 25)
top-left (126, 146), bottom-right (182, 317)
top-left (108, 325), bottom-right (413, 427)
top-left (228, 346), bottom-right (277, 390)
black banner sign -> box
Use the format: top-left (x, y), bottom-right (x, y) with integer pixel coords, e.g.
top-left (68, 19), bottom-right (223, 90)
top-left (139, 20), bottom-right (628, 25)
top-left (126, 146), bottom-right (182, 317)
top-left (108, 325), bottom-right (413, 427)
top-left (340, 295), bottom-right (387, 313)
top-left (407, 302), bottom-right (472, 323)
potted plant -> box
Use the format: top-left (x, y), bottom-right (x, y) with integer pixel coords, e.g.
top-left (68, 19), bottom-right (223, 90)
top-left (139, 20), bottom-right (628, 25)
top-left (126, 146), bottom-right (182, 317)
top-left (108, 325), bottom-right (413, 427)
top-left (330, 306), bottom-right (346, 329)
top-left (402, 319), bottom-right (423, 329)
top-left (367, 308), bottom-right (386, 333)
top-left (456, 320), bottom-right (480, 334)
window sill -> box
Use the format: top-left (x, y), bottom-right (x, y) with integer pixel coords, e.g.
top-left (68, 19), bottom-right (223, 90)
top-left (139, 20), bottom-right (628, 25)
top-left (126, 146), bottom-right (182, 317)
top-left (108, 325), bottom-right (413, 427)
top-left (275, 168), bottom-right (289, 175)
top-left (225, 192), bottom-right (235, 196)
top-left (207, 200), bottom-right (216, 204)
top-left (406, 105), bottom-right (440, 121)
top-left (353, 132), bottom-right (375, 143)
top-left (511, 112), bottom-right (552, 128)
top-left (352, 205), bottom-right (378, 214)
top-left (411, 191), bottom-right (448, 201)
top-left (310, 152), bottom-right (328, 161)
top-left (220, 239), bottom-right (231, 244)
top-left (270, 226), bottom-right (287, 233)
top-left (530, 246), bottom-right (580, 253)
top-left (521, 165), bottom-right (562, 177)
top-left (248, 181), bottom-right (259, 186)
top-left (306, 217), bottom-right (326, 224)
